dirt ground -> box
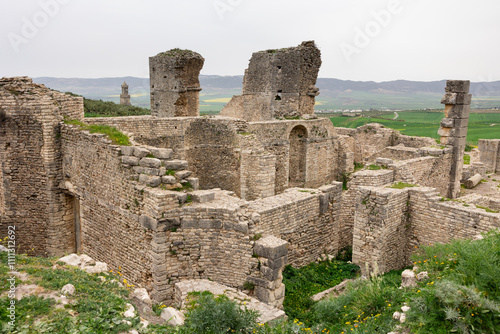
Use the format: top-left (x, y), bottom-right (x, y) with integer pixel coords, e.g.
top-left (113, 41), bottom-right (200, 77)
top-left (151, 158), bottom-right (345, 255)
top-left (460, 173), bottom-right (500, 200)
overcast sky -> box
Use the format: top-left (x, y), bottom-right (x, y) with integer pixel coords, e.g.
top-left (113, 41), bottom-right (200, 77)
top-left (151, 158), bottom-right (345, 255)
top-left (1, 0), bottom-right (499, 82)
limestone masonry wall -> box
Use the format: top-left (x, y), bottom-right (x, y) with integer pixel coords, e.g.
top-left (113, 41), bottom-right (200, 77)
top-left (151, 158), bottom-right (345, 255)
top-left (221, 41), bottom-right (321, 121)
top-left (352, 186), bottom-right (500, 275)
top-left (85, 116), bottom-right (196, 159)
top-left (0, 77), bottom-right (83, 256)
top-left (60, 124), bottom-right (153, 286)
top-left (249, 183), bottom-right (342, 267)
top-left (408, 187), bottom-right (500, 247)
top-left (478, 139), bottom-right (500, 173)
top-left (335, 124), bottom-right (436, 164)
top-left (248, 118), bottom-right (338, 192)
top-left (353, 186), bottom-right (410, 275)
top-left (339, 169), bottom-right (395, 249)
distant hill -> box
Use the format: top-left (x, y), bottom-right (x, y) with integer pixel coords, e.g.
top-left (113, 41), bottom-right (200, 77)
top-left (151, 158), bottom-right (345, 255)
top-left (34, 76), bottom-right (500, 111)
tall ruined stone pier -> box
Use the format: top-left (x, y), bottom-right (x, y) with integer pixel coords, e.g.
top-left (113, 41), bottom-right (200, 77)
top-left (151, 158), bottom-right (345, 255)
top-left (149, 49), bottom-right (204, 117)
top-left (438, 80), bottom-right (471, 198)
top-left (220, 41), bottom-right (321, 121)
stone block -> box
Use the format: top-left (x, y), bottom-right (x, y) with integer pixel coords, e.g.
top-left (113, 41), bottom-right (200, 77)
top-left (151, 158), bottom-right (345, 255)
top-left (122, 156), bottom-right (140, 166)
top-left (376, 158), bottom-right (394, 166)
top-left (319, 193), bottom-right (329, 214)
top-left (140, 215), bottom-right (158, 230)
top-left (176, 192), bottom-right (188, 204)
top-left (190, 190), bottom-right (215, 203)
top-left (139, 157), bottom-right (162, 168)
top-left (254, 236), bottom-right (288, 259)
top-left (175, 170), bottom-right (192, 180)
top-left (255, 286), bottom-right (275, 303)
top-left (149, 147), bottom-right (173, 159)
top-left (134, 166), bottom-right (162, 176)
top-left (186, 177), bottom-right (199, 190)
top-left (441, 93), bottom-right (471, 105)
top-left (163, 160), bottom-right (189, 170)
top-left (444, 104), bottom-right (470, 119)
top-left (445, 80), bottom-right (470, 93)
top-left (440, 118), bottom-right (454, 128)
top-left (139, 174), bottom-right (162, 187)
top-left (134, 147), bottom-right (151, 158)
top-left (162, 175), bottom-right (176, 184)
top-left (274, 283), bottom-right (285, 300)
top-left (121, 146), bottom-right (135, 156)
top-left (266, 256), bottom-right (287, 270)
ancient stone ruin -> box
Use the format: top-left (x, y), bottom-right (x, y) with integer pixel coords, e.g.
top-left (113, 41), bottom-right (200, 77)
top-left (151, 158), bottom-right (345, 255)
top-left (1, 41), bottom-right (499, 320)
top-left (220, 41), bottom-right (321, 121)
top-left (149, 49), bottom-right (204, 117)
top-left (120, 81), bottom-right (131, 106)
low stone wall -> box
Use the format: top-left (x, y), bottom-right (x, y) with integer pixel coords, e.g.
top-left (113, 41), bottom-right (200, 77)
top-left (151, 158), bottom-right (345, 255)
top-left (388, 151), bottom-right (452, 196)
top-left (478, 139), bottom-right (500, 173)
top-left (353, 186), bottom-right (410, 275)
top-left (334, 124), bottom-right (436, 164)
top-left (248, 183), bottom-right (342, 267)
top-left (352, 185), bottom-right (500, 274)
top-left (378, 146), bottom-right (423, 161)
top-left (339, 170), bottom-right (395, 249)
top-left (85, 116), bottom-right (196, 159)
top-left (409, 187), bottom-right (500, 247)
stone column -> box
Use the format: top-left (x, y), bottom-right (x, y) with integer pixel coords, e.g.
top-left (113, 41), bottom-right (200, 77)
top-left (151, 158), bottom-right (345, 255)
top-left (249, 236), bottom-right (287, 309)
top-left (438, 80), bottom-right (471, 199)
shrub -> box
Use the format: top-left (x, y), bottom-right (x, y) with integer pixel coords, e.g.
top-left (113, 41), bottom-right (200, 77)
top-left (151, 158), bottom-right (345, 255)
top-left (181, 292), bottom-right (259, 334)
top-left (83, 98), bottom-right (150, 117)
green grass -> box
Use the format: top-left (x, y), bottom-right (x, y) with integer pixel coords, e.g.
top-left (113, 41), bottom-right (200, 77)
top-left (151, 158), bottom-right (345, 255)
top-left (463, 154), bottom-right (470, 165)
top-left (282, 259), bottom-right (359, 324)
top-left (330, 111), bottom-right (500, 145)
top-left (0, 252), bottom-right (142, 334)
top-left (389, 182), bottom-right (418, 189)
top-left (64, 119), bottom-right (131, 146)
top-left (2, 232), bottom-right (499, 333)
top-left (475, 205), bottom-right (499, 213)
top-left (311, 231), bottom-right (500, 334)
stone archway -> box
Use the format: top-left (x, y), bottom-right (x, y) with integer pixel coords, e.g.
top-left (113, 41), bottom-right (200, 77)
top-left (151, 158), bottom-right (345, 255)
top-left (288, 125), bottom-right (308, 187)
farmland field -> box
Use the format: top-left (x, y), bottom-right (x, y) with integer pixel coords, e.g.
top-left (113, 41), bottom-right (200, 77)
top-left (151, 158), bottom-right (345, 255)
top-left (328, 111), bottom-right (500, 144)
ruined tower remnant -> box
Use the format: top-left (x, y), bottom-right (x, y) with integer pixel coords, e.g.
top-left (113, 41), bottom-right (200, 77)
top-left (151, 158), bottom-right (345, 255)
top-left (438, 80), bottom-right (471, 198)
top-left (120, 81), bottom-right (131, 106)
top-left (149, 49), bottom-right (204, 117)
top-left (220, 41), bottom-right (321, 121)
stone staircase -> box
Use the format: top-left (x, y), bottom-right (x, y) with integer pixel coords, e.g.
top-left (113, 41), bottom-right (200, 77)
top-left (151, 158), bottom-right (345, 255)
top-left (120, 145), bottom-right (199, 191)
